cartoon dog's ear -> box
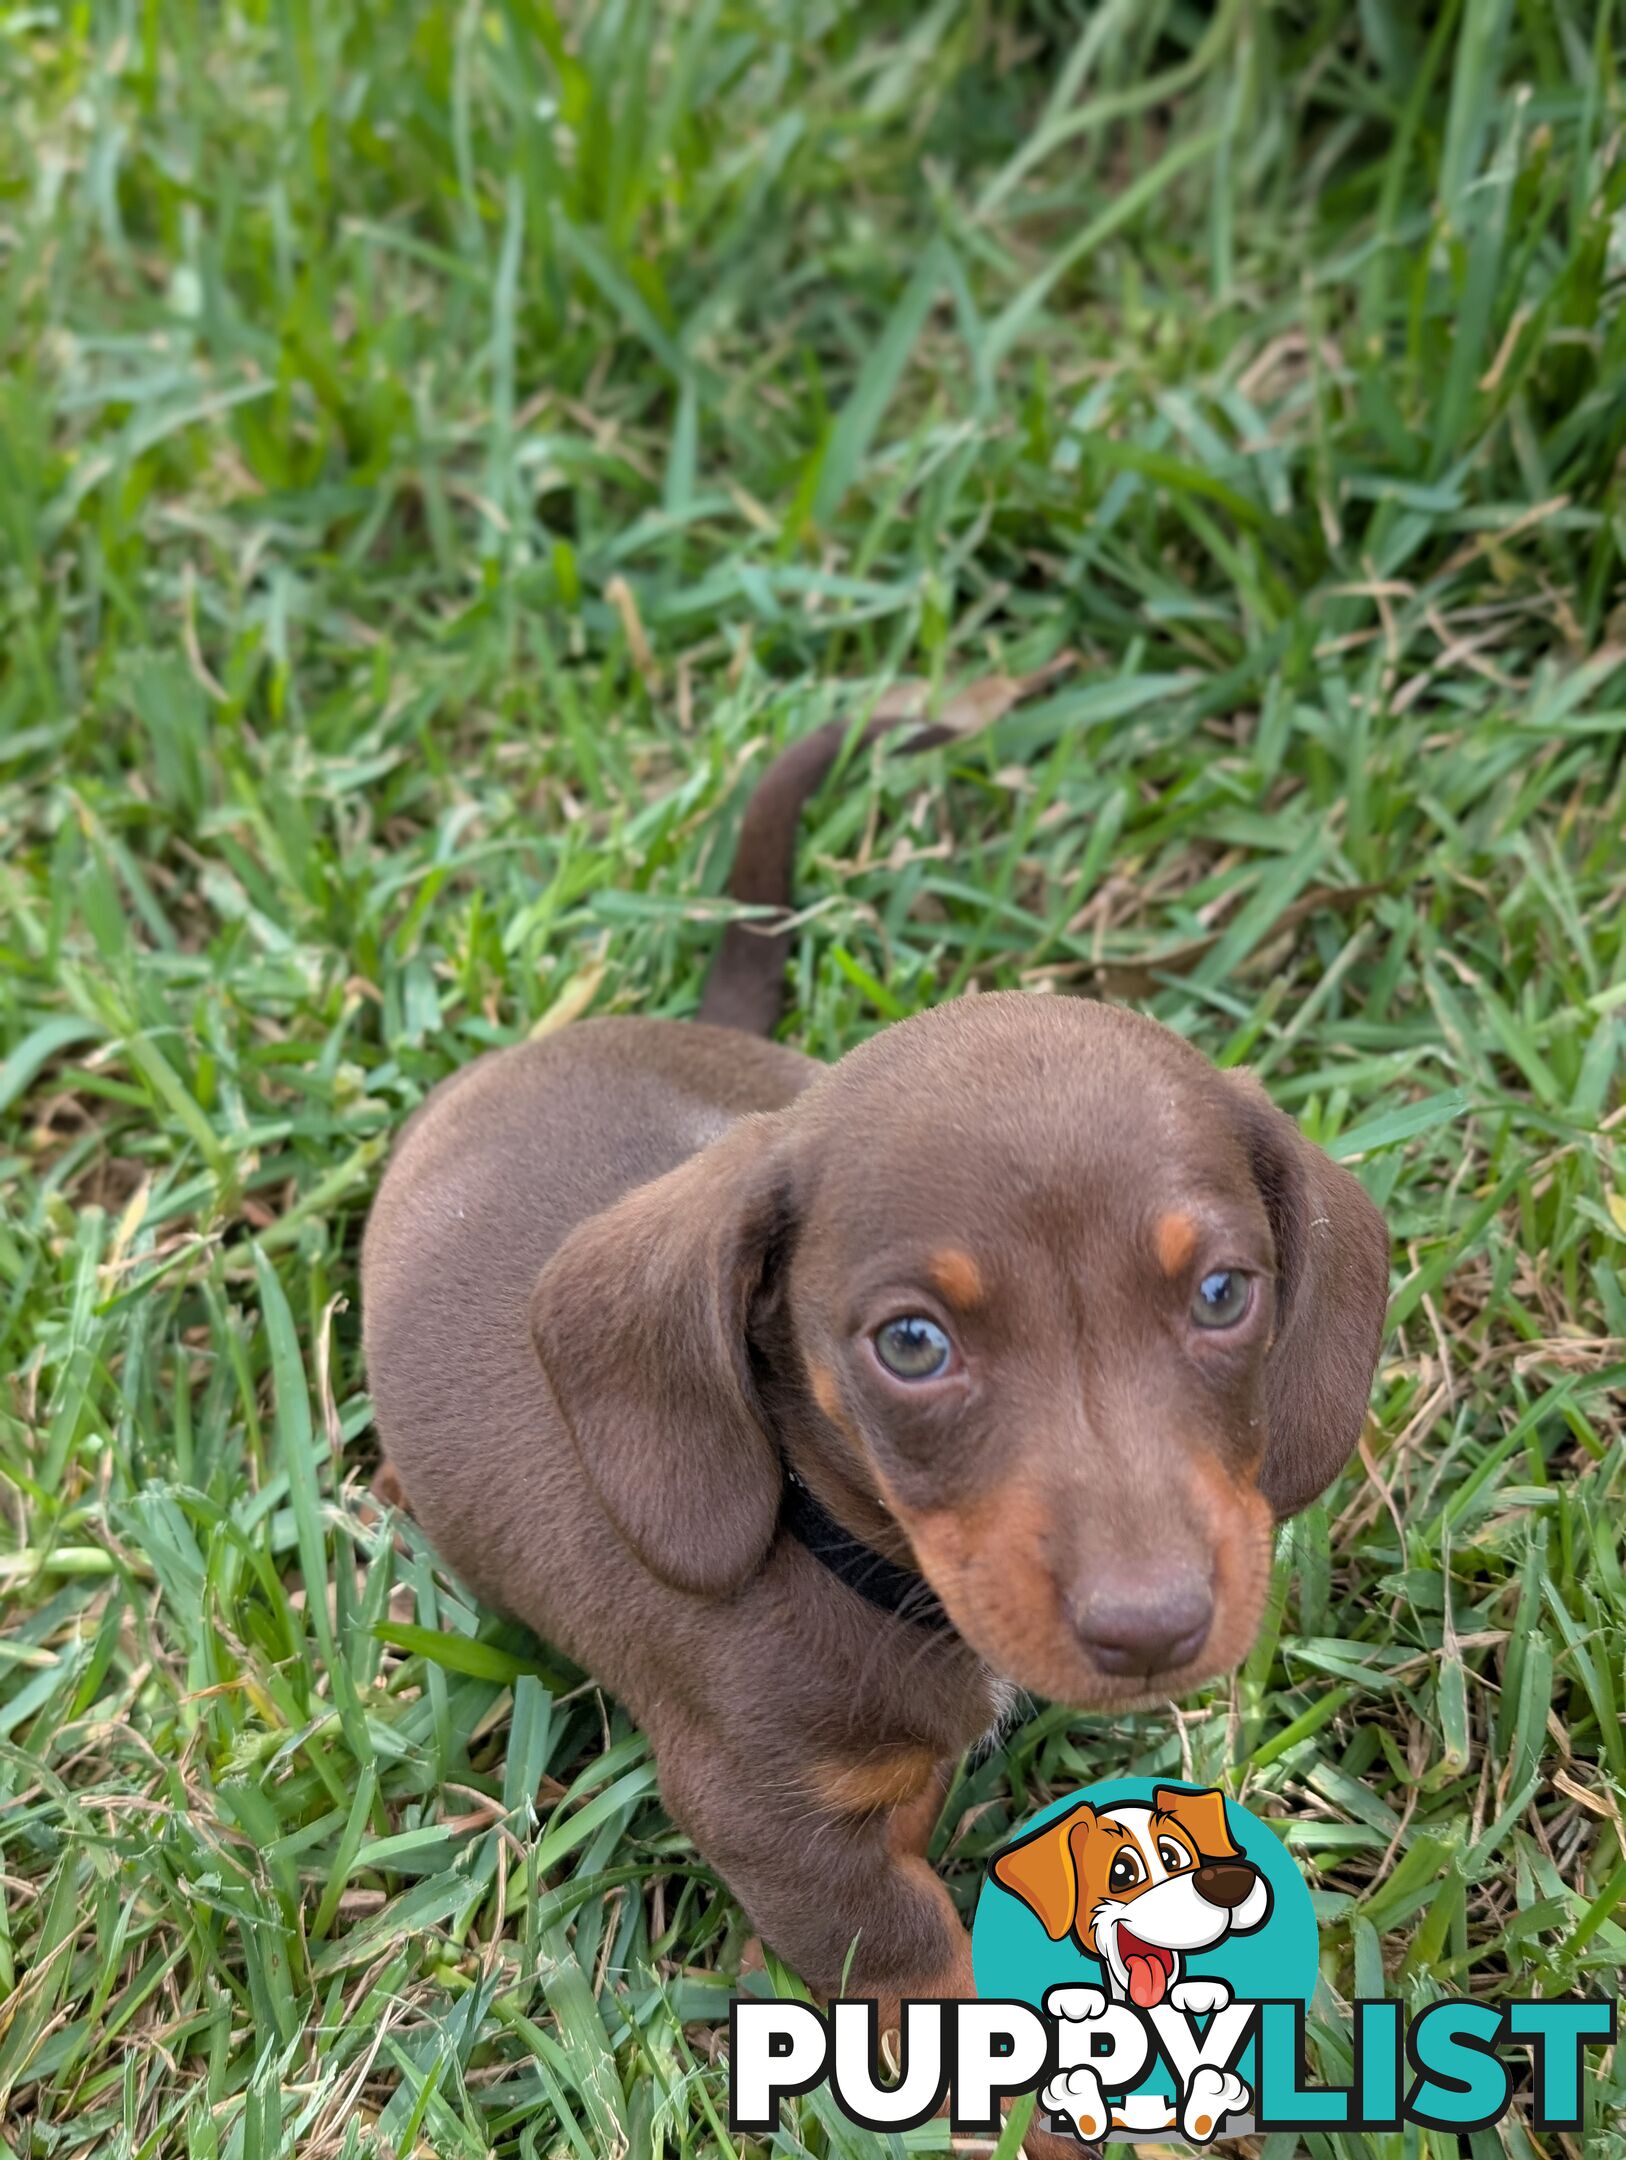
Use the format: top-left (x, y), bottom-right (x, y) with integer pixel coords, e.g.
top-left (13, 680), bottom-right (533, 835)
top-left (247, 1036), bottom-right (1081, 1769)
top-left (992, 1803), bottom-right (1095, 1941)
top-left (1154, 1786), bottom-right (1241, 1863)
top-left (1226, 1071), bottom-right (1390, 1519)
top-left (530, 1113), bottom-right (794, 1598)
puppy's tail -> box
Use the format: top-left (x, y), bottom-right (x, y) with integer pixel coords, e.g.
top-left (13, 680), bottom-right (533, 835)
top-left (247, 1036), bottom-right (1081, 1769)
top-left (696, 712), bottom-right (955, 1038)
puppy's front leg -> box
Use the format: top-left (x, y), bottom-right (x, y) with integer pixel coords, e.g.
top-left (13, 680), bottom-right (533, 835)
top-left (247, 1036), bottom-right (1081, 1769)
top-left (661, 1738), bottom-right (1094, 2159)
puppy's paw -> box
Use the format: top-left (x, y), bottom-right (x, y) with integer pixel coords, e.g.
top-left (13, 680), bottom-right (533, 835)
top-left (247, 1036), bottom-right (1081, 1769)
top-left (1169, 1977), bottom-right (1232, 2017)
top-left (1039, 2066), bottom-right (1109, 2143)
top-left (1180, 2064), bottom-right (1249, 2145)
top-left (1043, 1984), bottom-right (1107, 2024)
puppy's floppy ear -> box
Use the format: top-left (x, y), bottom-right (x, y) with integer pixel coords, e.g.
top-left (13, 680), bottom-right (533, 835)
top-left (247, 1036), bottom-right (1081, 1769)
top-left (1154, 1786), bottom-right (1241, 1864)
top-left (1227, 1071), bottom-right (1390, 1519)
top-left (992, 1802), bottom-right (1095, 1942)
top-left (530, 1114), bottom-right (793, 1598)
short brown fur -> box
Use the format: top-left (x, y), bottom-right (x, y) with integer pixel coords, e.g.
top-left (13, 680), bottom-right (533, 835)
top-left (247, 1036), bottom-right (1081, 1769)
top-left (363, 716), bottom-right (1389, 2160)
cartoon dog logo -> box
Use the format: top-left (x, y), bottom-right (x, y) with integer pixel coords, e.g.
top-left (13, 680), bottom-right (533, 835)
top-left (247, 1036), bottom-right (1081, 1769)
top-left (993, 1784), bottom-right (1271, 2142)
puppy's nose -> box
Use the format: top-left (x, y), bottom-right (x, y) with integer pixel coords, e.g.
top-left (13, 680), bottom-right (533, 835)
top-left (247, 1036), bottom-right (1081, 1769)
top-left (1194, 1862), bottom-right (1257, 1908)
top-left (1068, 1579), bottom-right (1213, 1678)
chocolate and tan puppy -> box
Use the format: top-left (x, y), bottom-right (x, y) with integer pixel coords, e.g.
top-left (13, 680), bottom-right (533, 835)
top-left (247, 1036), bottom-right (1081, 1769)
top-left (362, 714), bottom-right (1388, 2145)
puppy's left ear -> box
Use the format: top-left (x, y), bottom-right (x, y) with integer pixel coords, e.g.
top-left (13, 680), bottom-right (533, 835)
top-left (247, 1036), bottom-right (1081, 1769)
top-left (1227, 1072), bottom-right (1390, 1519)
top-left (530, 1113), bottom-right (794, 1598)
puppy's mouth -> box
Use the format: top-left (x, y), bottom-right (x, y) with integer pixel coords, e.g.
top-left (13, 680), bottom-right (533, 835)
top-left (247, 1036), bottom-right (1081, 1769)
top-left (1114, 1926), bottom-right (1176, 2009)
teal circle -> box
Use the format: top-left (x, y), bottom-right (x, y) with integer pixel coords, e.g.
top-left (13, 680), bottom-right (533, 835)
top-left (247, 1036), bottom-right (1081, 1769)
top-left (972, 1779), bottom-right (1318, 2107)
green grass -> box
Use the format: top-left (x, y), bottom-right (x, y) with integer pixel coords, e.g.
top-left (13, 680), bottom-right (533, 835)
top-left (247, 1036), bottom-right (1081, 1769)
top-left (2, 1), bottom-right (1625, 2155)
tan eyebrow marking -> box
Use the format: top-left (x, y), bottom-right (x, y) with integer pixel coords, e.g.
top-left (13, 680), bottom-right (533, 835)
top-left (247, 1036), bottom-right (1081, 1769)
top-left (1154, 1210), bottom-right (1198, 1276)
top-left (928, 1247), bottom-right (984, 1307)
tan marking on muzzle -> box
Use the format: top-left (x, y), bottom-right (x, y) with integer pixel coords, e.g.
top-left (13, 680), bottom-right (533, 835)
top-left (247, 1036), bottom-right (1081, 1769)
top-left (1187, 1450), bottom-right (1275, 1671)
top-left (906, 1484), bottom-right (1077, 1674)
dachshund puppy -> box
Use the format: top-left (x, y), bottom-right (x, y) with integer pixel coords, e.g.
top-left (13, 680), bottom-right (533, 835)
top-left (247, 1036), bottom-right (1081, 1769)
top-left (362, 714), bottom-right (1388, 2150)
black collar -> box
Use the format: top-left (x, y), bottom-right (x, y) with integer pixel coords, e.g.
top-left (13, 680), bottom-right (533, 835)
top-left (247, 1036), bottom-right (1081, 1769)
top-left (780, 1471), bottom-right (955, 1635)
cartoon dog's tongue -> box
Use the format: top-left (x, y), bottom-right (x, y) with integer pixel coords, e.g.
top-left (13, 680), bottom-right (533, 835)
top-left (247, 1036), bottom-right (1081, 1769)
top-left (1118, 1930), bottom-right (1173, 2007)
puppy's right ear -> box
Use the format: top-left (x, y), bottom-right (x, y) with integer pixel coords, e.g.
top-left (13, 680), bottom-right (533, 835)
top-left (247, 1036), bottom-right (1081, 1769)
top-left (992, 1803), bottom-right (1095, 1941)
top-left (1225, 1070), bottom-right (1390, 1519)
top-left (530, 1115), bottom-right (793, 1598)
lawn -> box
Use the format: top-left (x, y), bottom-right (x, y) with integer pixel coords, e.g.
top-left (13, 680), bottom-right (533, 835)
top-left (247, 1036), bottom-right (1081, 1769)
top-left (2, 2), bottom-right (1624, 2155)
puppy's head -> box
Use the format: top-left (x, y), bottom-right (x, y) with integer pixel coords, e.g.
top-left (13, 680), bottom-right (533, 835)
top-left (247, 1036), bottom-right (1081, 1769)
top-left (994, 1785), bottom-right (1271, 2003)
top-left (531, 992), bottom-right (1388, 1701)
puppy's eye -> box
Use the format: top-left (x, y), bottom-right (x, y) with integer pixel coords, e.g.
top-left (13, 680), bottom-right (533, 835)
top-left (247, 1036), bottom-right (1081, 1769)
top-left (1191, 1269), bottom-right (1251, 1329)
top-left (873, 1316), bottom-right (953, 1380)
top-left (1157, 1838), bottom-right (1189, 1873)
top-left (1108, 1850), bottom-right (1144, 1892)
